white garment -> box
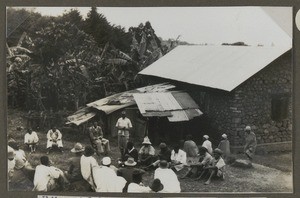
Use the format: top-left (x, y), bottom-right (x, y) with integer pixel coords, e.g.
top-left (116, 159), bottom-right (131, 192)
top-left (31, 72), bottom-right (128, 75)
top-left (154, 168), bottom-right (181, 193)
top-left (202, 140), bottom-right (213, 154)
top-left (47, 129), bottom-right (63, 148)
top-left (14, 149), bottom-right (28, 169)
top-left (93, 166), bottom-right (126, 192)
top-left (33, 165), bottom-right (61, 191)
top-left (80, 155), bottom-right (98, 189)
top-left (24, 132), bottom-right (39, 144)
top-left (127, 183), bottom-right (151, 193)
top-left (116, 117), bottom-right (132, 136)
top-left (171, 149), bottom-right (187, 171)
top-left (8, 146), bottom-right (15, 181)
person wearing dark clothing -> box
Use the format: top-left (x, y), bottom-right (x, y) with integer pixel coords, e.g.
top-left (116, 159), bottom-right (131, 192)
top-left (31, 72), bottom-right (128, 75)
top-left (147, 142), bottom-right (171, 169)
top-left (122, 142), bottom-right (139, 162)
top-left (117, 157), bottom-right (145, 184)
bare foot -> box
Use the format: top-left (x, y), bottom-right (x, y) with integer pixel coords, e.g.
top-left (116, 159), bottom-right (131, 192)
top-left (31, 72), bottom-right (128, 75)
top-left (204, 180), bottom-right (211, 185)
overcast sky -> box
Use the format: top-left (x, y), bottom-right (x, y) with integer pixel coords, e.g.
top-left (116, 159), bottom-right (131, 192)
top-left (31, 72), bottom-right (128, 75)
top-left (13, 6), bottom-right (292, 47)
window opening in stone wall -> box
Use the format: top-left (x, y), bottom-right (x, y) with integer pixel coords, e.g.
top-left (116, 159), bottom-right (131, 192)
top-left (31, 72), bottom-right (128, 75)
top-left (271, 93), bottom-right (289, 122)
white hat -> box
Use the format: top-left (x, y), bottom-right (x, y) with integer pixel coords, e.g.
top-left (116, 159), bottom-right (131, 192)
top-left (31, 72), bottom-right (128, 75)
top-left (203, 135), bottom-right (209, 139)
top-left (222, 134), bottom-right (227, 139)
top-left (71, 143), bottom-right (85, 153)
top-left (142, 136), bottom-right (152, 145)
top-left (124, 157), bottom-right (137, 166)
top-left (102, 157), bottom-right (111, 166)
top-left (245, 126), bottom-right (251, 131)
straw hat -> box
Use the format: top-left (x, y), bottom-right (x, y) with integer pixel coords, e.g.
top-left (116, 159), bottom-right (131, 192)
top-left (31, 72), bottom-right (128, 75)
top-left (102, 157), bottom-right (111, 166)
top-left (203, 135), bottom-right (209, 139)
top-left (222, 134), bottom-right (227, 139)
top-left (71, 143), bottom-right (85, 153)
top-left (124, 157), bottom-right (137, 166)
top-left (150, 178), bottom-right (164, 192)
top-left (142, 136), bottom-right (152, 145)
top-left (245, 126), bottom-right (251, 131)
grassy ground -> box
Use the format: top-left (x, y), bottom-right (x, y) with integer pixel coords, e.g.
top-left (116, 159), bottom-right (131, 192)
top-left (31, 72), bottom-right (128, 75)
top-left (7, 109), bottom-right (293, 192)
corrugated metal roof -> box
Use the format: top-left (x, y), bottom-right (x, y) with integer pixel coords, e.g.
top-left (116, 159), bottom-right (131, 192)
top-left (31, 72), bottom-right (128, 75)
top-left (86, 83), bottom-right (175, 114)
top-left (133, 92), bottom-right (202, 122)
top-left (139, 45), bottom-right (291, 91)
top-left (66, 107), bottom-right (96, 126)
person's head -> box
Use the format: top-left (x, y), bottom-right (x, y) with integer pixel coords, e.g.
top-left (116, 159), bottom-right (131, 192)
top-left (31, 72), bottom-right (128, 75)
top-left (198, 146), bottom-right (208, 155)
top-left (173, 144), bottom-right (180, 153)
top-left (159, 142), bottom-right (167, 151)
top-left (40, 155), bottom-right (50, 166)
top-left (132, 170), bottom-right (143, 184)
top-left (8, 140), bottom-right (19, 151)
top-left (127, 141), bottom-right (134, 150)
top-left (203, 135), bottom-right (209, 140)
top-left (159, 160), bottom-right (168, 169)
top-left (124, 157), bottom-right (137, 167)
top-left (102, 157), bottom-right (111, 166)
top-left (93, 121), bottom-right (98, 127)
top-left (27, 128), bottom-right (32, 134)
top-left (213, 148), bottom-right (223, 159)
top-left (8, 147), bottom-right (15, 161)
top-left (142, 136), bottom-right (152, 146)
top-left (71, 143), bottom-right (85, 155)
top-left (51, 126), bottom-right (57, 131)
top-left (245, 126), bottom-right (251, 133)
top-left (84, 145), bottom-right (95, 157)
top-left (121, 111), bottom-right (126, 119)
top-left (150, 178), bottom-right (164, 192)
top-left (222, 133), bottom-right (227, 140)
top-left (186, 134), bottom-right (192, 141)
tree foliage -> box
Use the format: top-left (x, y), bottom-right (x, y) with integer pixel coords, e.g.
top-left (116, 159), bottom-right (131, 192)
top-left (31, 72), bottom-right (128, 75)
top-left (6, 7), bottom-right (181, 112)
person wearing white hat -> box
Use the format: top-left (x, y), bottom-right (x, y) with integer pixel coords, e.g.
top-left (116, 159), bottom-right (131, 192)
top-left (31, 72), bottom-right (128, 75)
top-left (92, 157), bottom-right (126, 192)
top-left (244, 125), bottom-right (257, 165)
top-left (117, 157), bottom-right (145, 184)
top-left (139, 136), bottom-right (156, 166)
top-left (66, 143), bottom-right (85, 183)
top-left (202, 135), bottom-right (213, 154)
top-left (217, 134), bottom-right (231, 160)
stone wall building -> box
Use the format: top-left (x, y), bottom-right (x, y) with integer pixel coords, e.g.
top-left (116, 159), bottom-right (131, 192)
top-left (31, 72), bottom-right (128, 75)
top-left (139, 45), bottom-right (292, 152)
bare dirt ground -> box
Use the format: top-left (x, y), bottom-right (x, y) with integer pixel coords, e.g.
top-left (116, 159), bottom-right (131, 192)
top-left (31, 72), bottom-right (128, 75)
top-left (7, 109), bottom-right (293, 193)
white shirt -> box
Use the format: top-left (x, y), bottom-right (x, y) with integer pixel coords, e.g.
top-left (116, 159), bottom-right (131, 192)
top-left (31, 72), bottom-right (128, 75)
top-left (202, 140), bottom-right (213, 154)
top-left (93, 166), bottom-right (126, 192)
top-left (116, 117), bottom-right (132, 135)
top-left (80, 155), bottom-right (98, 188)
top-left (154, 168), bottom-right (181, 193)
top-left (171, 149), bottom-right (187, 165)
top-left (24, 132), bottom-right (39, 144)
top-left (14, 149), bottom-right (27, 169)
top-left (33, 165), bottom-right (61, 191)
top-left (47, 129), bottom-right (62, 140)
top-left (127, 183), bottom-right (151, 193)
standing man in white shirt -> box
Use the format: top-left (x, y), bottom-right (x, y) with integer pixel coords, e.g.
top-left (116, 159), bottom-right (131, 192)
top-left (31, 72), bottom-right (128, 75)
top-left (46, 126), bottom-right (63, 154)
top-left (24, 128), bottom-right (39, 153)
top-left (115, 111), bottom-right (132, 155)
top-left (202, 135), bottom-right (213, 154)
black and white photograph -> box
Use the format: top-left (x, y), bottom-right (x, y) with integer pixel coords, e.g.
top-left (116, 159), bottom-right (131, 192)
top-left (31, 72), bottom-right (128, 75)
top-left (6, 6), bottom-right (293, 194)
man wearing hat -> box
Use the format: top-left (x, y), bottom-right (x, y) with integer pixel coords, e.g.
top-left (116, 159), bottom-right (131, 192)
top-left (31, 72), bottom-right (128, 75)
top-left (66, 143), bottom-right (85, 183)
top-left (202, 134), bottom-right (213, 154)
top-left (139, 136), bottom-right (156, 166)
top-left (92, 157), bottom-right (127, 192)
top-left (116, 111), bottom-right (133, 155)
top-left (244, 125), bottom-right (257, 165)
top-left (154, 160), bottom-right (181, 193)
top-left (217, 133), bottom-right (231, 160)
top-left (201, 148), bottom-right (226, 185)
top-left (117, 157), bottom-right (145, 184)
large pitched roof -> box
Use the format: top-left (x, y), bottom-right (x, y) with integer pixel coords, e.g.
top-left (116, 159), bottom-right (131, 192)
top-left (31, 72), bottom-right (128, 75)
top-left (139, 45), bottom-right (291, 91)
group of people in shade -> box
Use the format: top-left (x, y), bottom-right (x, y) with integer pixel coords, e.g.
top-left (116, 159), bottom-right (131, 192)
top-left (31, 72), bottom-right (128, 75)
top-left (7, 109), bottom-right (257, 192)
